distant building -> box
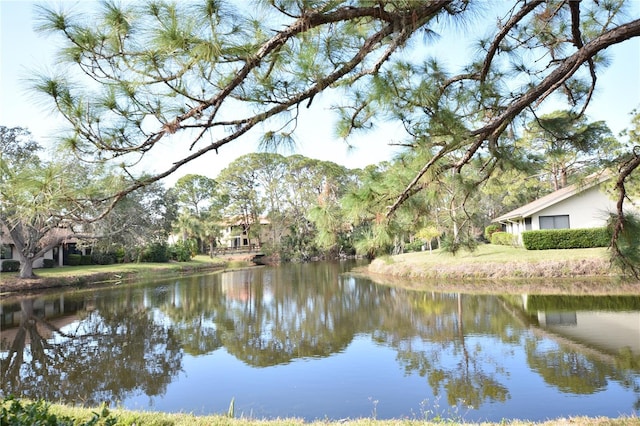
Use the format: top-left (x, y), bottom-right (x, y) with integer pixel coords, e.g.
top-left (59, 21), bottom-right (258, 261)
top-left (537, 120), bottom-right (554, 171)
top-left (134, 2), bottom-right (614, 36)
top-left (220, 217), bottom-right (271, 250)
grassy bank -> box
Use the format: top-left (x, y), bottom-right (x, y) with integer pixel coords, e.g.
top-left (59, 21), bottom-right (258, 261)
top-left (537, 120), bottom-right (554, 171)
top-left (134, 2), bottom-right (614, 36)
top-left (362, 245), bottom-right (640, 295)
top-left (3, 398), bottom-right (638, 426)
top-left (368, 245), bottom-right (612, 279)
top-left (0, 255), bottom-right (253, 296)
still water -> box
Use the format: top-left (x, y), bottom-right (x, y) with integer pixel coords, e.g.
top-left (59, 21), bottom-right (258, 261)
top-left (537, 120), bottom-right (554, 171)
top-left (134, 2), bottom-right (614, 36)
top-left (1, 261), bottom-right (639, 422)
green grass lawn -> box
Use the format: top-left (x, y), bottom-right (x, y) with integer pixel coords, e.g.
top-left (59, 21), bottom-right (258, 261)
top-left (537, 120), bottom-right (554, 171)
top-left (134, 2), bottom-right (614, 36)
top-left (17, 255), bottom-right (226, 278)
top-left (0, 255), bottom-right (250, 291)
top-left (4, 398), bottom-right (637, 426)
top-left (389, 244), bottom-right (609, 266)
top-left (366, 244), bottom-right (626, 284)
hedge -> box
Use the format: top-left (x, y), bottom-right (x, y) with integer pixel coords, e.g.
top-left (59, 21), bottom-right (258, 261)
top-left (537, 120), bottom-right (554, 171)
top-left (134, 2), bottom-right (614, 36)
top-left (1, 260), bottom-right (20, 272)
top-left (490, 231), bottom-right (518, 246)
top-left (522, 227), bottom-right (610, 250)
top-left (484, 224), bottom-right (502, 241)
top-left (42, 258), bottom-right (55, 268)
top-left (68, 254), bottom-right (82, 266)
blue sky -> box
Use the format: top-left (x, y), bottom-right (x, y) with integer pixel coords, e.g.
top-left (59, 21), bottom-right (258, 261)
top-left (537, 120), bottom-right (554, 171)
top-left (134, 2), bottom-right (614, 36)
top-left (1, 1), bottom-right (639, 185)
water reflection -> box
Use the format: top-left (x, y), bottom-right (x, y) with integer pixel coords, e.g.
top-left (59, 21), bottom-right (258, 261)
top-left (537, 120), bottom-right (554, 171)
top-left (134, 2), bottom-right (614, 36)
top-left (1, 261), bottom-right (639, 421)
top-left (0, 293), bottom-right (182, 406)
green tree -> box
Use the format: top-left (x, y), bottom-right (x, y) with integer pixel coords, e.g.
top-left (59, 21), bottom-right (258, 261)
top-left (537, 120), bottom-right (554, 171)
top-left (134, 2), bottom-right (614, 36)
top-left (609, 110), bottom-right (640, 277)
top-left (415, 226), bottom-right (440, 253)
top-left (32, 1), bottom-right (640, 204)
top-left (0, 127), bottom-right (116, 278)
top-left (217, 155), bottom-right (265, 248)
top-left (172, 174), bottom-right (218, 217)
top-left (171, 174), bottom-right (220, 253)
top-left (33, 1), bottom-right (640, 268)
top-left (520, 110), bottom-right (620, 190)
top-left (91, 179), bottom-right (176, 258)
top-left (307, 182), bottom-right (345, 255)
top-left (173, 208), bottom-right (201, 243)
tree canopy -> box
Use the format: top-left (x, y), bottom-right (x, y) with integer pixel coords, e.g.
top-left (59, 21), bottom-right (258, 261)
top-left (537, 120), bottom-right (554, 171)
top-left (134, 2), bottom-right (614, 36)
top-left (32, 0), bottom-right (640, 267)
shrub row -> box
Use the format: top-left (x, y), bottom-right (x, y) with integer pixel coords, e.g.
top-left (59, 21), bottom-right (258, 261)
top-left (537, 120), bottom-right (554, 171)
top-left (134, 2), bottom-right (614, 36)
top-left (490, 231), bottom-right (518, 246)
top-left (1, 260), bottom-right (20, 272)
top-left (522, 227), bottom-right (610, 250)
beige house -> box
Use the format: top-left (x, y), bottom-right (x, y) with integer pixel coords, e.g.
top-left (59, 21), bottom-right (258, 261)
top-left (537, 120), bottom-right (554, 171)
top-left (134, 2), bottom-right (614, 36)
top-left (220, 217), bottom-right (271, 250)
top-left (492, 174), bottom-right (617, 240)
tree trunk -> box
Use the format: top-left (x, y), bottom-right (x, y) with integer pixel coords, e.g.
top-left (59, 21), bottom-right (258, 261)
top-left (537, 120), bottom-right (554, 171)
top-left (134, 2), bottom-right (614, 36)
top-left (19, 256), bottom-right (36, 279)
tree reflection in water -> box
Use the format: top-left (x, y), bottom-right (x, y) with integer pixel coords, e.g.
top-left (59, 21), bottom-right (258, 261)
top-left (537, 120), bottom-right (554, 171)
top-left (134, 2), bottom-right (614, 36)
top-left (1, 261), bottom-right (639, 420)
top-left (0, 293), bottom-right (183, 406)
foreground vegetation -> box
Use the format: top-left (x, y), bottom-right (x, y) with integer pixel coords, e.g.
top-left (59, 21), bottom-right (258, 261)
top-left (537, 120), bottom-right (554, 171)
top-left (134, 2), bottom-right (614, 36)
top-left (2, 397), bottom-right (638, 426)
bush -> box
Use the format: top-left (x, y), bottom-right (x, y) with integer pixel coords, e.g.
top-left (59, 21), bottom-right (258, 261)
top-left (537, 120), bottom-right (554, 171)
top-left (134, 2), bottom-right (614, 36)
top-left (1, 396), bottom-right (117, 426)
top-left (140, 242), bottom-right (170, 262)
top-left (484, 224), bottom-right (502, 241)
top-left (80, 255), bottom-right (92, 265)
top-left (67, 254), bottom-right (82, 266)
top-left (491, 231), bottom-right (518, 246)
top-left (1, 260), bottom-right (20, 272)
top-left (92, 251), bottom-right (117, 265)
top-left (404, 240), bottom-right (424, 252)
top-left (42, 258), bottom-right (55, 268)
top-left (168, 240), bottom-right (196, 262)
top-left (522, 227), bottom-right (610, 250)
top-left (115, 247), bottom-right (127, 263)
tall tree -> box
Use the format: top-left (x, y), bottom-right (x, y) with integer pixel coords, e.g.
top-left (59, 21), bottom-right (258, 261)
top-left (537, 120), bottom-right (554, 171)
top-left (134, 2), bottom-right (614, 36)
top-left (170, 174), bottom-right (220, 253)
top-left (609, 110), bottom-right (640, 277)
top-left (0, 127), bottom-right (110, 278)
top-left (216, 155), bottom-right (265, 247)
top-left (33, 1), bottom-right (640, 265)
top-left (520, 111), bottom-right (620, 190)
top-left (172, 174), bottom-right (218, 217)
top-left (91, 179), bottom-right (176, 256)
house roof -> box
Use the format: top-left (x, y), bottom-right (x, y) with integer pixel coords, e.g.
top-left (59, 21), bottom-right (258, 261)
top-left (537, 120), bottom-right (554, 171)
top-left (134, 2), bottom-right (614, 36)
top-left (492, 173), bottom-right (612, 223)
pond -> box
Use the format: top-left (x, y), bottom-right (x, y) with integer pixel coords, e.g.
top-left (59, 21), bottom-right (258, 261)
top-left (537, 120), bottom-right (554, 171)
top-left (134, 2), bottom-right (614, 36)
top-left (1, 261), bottom-right (639, 422)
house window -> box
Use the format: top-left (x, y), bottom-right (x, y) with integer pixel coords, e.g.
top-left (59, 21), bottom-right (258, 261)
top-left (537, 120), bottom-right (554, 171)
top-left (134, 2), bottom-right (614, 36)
top-left (1, 244), bottom-right (12, 259)
top-left (524, 217), bottom-right (532, 231)
top-left (539, 215), bottom-right (570, 229)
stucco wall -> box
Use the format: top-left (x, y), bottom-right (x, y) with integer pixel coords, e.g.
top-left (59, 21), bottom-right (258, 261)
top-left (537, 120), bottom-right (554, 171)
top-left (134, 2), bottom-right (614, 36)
top-left (530, 184), bottom-right (616, 231)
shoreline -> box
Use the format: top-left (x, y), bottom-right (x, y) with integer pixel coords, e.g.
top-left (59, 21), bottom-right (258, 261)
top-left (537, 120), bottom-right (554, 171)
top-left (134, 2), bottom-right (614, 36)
top-left (0, 255), bottom-right (256, 298)
top-left (2, 248), bottom-right (640, 298)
